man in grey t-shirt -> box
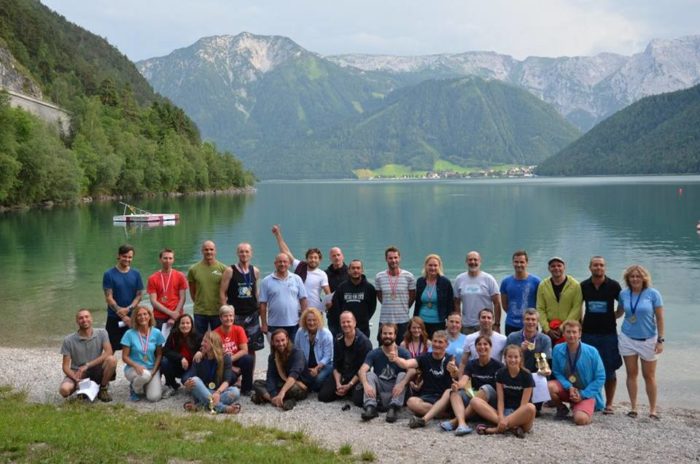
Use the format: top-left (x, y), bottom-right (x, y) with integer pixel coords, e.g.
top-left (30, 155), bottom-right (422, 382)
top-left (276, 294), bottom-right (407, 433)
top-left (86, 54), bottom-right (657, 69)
top-left (375, 246), bottom-right (416, 343)
top-left (59, 309), bottom-right (117, 402)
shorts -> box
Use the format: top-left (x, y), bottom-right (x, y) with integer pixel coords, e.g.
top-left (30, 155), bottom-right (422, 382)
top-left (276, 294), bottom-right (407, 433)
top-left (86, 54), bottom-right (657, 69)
top-left (62, 365), bottom-right (104, 387)
top-left (582, 333), bottom-right (623, 380)
top-left (551, 380), bottom-right (596, 417)
top-left (618, 332), bottom-right (658, 362)
top-left (419, 392), bottom-right (442, 404)
top-left (459, 384), bottom-right (497, 407)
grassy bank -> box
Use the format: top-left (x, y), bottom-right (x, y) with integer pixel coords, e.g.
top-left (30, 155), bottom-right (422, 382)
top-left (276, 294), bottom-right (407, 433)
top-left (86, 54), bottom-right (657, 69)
top-left (0, 387), bottom-right (366, 463)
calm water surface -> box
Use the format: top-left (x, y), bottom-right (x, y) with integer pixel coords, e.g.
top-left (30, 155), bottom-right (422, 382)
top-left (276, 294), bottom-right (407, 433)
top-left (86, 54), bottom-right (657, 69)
top-left (1, 176), bottom-right (698, 407)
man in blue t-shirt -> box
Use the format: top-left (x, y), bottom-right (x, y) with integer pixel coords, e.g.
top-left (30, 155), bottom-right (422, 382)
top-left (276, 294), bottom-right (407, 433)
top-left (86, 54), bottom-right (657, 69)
top-left (500, 250), bottom-right (541, 335)
top-left (358, 323), bottom-right (412, 423)
top-left (103, 244), bottom-right (143, 352)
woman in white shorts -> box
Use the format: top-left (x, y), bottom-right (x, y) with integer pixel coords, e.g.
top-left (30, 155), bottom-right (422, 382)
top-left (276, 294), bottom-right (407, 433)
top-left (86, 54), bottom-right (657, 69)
top-left (618, 265), bottom-right (665, 420)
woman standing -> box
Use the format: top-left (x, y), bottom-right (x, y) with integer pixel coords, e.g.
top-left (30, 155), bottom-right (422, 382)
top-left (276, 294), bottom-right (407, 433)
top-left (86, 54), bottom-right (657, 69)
top-left (182, 331), bottom-right (241, 414)
top-left (121, 306), bottom-right (165, 402)
top-left (415, 254), bottom-right (454, 337)
top-left (470, 344), bottom-right (536, 438)
top-left (294, 308), bottom-right (334, 392)
top-left (618, 265), bottom-right (665, 419)
top-left (161, 314), bottom-right (202, 397)
top-left (400, 317), bottom-right (430, 359)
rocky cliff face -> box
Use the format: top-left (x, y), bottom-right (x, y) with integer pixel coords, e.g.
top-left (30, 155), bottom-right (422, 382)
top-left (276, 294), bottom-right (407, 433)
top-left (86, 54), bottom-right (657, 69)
top-left (0, 46), bottom-right (43, 98)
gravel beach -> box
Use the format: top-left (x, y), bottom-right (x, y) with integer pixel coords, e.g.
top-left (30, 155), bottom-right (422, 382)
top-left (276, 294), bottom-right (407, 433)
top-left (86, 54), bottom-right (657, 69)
top-left (2, 346), bottom-right (698, 464)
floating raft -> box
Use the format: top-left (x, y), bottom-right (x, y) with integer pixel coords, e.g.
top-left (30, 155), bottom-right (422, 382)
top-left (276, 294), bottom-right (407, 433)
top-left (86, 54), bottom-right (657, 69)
top-left (112, 202), bottom-right (179, 223)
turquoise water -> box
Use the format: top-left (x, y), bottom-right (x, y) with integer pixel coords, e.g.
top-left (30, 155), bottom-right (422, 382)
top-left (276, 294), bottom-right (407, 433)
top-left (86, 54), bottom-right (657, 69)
top-left (1, 176), bottom-right (698, 407)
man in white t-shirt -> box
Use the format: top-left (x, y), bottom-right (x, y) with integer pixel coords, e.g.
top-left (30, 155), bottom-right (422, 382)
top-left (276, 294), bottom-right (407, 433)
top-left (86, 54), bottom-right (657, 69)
top-left (272, 225), bottom-right (330, 312)
top-left (459, 309), bottom-right (507, 372)
top-left (453, 251), bottom-right (502, 334)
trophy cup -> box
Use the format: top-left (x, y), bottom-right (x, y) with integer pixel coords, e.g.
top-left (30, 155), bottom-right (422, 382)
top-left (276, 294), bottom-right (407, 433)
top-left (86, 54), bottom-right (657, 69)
top-left (208, 395), bottom-right (216, 414)
top-left (463, 377), bottom-right (476, 398)
top-left (535, 352), bottom-right (552, 376)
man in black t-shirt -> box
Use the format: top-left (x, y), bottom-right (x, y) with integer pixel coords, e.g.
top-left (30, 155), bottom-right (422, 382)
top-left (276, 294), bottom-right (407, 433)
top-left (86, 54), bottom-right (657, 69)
top-left (580, 256), bottom-right (623, 414)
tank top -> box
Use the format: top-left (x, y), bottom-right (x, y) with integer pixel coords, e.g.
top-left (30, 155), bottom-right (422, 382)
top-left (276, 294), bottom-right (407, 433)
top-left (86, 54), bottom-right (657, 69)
top-left (226, 264), bottom-right (258, 316)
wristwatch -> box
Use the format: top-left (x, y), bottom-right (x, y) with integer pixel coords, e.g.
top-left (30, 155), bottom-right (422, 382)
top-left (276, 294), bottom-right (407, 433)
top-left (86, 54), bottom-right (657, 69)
top-left (657, 337), bottom-right (665, 344)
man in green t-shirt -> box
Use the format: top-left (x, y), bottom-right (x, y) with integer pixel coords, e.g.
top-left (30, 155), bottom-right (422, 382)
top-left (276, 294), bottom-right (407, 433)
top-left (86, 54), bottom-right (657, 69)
top-left (188, 240), bottom-right (227, 334)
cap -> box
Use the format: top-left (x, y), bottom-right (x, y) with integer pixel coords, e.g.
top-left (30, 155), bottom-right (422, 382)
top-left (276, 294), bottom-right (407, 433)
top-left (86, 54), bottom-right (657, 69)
top-left (548, 256), bottom-right (565, 265)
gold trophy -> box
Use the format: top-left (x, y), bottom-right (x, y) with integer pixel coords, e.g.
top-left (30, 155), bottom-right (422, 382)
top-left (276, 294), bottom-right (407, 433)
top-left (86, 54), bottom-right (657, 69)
top-left (463, 377), bottom-right (476, 399)
top-left (534, 352), bottom-right (552, 376)
top-left (208, 395), bottom-right (216, 415)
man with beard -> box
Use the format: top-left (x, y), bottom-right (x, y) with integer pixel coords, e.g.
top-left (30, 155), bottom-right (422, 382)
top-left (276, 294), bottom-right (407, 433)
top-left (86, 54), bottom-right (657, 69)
top-left (459, 309), bottom-right (507, 372)
top-left (537, 257), bottom-right (583, 345)
top-left (103, 244), bottom-right (143, 352)
top-left (580, 256), bottom-right (623, 414)
top-left (220, 242), bottom-right (264, 370)
top-left (259, 253), bottom-right (308, 340)
top-left (318, 311), bottom-right (372, 404)
top-left (358, 323), bottom-right (412, 423)
top-left (272, 225), bottom-right (330, 314)
top-left (375, 246), bottom-right (416, 343)
top-left (331, 259), bottom-right (377, 338)
top-left (59, 309), bottom-right (117, 402)
top-left (251, 329), bottom-right (308, 411)
top-left (188, 240), bottom-right (227, 334)
top-left (453, 251), bottom-right (501, 335)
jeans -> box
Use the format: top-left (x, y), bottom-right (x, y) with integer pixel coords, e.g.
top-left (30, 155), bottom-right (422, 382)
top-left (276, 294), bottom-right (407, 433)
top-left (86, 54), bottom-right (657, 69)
top-left (301, 363), bottom-right (334, 392)
top-left (194, 315), bottom-right (221, 334)
top-left (188, 376), bottom-right (240, 413)
top-left (233, 353), bottom-right (255, 393)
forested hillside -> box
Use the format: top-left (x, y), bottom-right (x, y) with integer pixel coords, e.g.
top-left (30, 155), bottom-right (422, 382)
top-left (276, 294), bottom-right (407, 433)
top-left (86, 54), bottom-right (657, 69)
top-left (0, 0), bottom-right (253, 207)
top-left (536, 84), bottom-right (700, 175)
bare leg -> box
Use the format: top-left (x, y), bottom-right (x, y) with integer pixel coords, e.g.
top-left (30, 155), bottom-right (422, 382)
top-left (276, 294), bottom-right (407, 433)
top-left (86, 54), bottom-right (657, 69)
top-left (101, 356), bottom-right (117, 387)
top-left (469, 397), bottom-right (498, 424)
top-left (573, 410), bottom-right (592, 426)
top-left (604, 378), bottom-right (617, 410)
top-left (450, 391), bottom-right (467, 428)
top-left (406, 397), bottom-right (434, 417)
top-left (547, 380), bottom-right (562, 406)
top-left (641, 359), bottom-right (658, 416)
top-left (505, 403), bottom-right (537, 432)
top-left (623, 355), bottom-right (639, 412)
top-left (422, 390), bottom-right (451, 422)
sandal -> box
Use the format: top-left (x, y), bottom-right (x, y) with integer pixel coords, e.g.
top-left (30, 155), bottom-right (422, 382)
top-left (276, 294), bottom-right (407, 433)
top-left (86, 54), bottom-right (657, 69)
top-left (455, 425), bottom-right (473, 436)
top-left (626, 410), bottom-right (638, 418)
top-left (476, 424), bottom-right (488, 435)
top-left (513, 426), bottom-right (525, 439)
top-left (223, 403), bottom-right (241, 414)
top-left (649, 413), bottom-right (661, 421)
top-left (183, 401), bottom-right (198, 412)
top-left (439, 420), bottom-right (455, 432)
top-left (603, 406), bottom-right (614, 415)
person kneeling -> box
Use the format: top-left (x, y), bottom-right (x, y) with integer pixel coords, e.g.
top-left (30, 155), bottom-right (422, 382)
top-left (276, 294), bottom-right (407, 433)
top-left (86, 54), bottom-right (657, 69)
top-left (182, 331), bottom-right (241, 414)
top-left (470, 344), bottom-right (536, 438)
top-left (121, 306), bottom-right (165, 402)
top-left (251, 329), bottom-right (308, 411)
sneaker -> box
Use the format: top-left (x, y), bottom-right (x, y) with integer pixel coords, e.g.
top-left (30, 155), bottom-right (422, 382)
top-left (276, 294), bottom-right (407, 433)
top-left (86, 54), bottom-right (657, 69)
top-left (161, 386), bottom-right (178, 399)
top-left (361, 405), bottom-right (379, 421)
top-left (97, 386), bottom-right (112, 403)
top-left (282, 399), bottom-right (296, 411)
top-left (555, 405), bottom-right (570, 420)
top-left (385, 405), bottom-right (399, 423)
top-left (454, 425), bottom-right (473, 436)
top-left (408, 416), bottom-right (426, 429)
top-left (439, 420), bottom-right (455, 432)
top-left (129, 386), bottom-right (141, 402)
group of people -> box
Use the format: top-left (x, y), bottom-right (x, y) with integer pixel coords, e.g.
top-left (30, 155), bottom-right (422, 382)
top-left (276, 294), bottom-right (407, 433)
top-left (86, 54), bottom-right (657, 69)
top-left (59, 228), bottom-right (666, 435)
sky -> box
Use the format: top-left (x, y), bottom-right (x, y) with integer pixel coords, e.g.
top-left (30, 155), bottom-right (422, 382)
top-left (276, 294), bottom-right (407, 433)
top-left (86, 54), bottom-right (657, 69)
top-left (41, 0), bottom-right (700, 62)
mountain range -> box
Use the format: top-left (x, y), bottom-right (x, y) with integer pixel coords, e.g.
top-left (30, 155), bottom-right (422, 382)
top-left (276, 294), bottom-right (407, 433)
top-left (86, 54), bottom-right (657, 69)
top-left (138, 32), bottom-right (700, 178)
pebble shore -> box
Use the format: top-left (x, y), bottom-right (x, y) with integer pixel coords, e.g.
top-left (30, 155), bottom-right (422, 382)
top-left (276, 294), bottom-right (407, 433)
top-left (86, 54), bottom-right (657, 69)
top-left (2, 346), bottom-right (698, 463)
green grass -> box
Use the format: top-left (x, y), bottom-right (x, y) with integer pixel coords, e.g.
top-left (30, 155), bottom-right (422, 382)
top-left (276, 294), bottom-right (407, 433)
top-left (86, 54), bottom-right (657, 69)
top-left (0, 387), bottom-right (353, 463)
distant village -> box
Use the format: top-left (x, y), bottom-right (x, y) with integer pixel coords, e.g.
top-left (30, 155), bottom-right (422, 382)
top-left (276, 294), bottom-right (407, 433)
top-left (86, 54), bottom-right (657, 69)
top-left (367, 165), bottom-right (536, 180)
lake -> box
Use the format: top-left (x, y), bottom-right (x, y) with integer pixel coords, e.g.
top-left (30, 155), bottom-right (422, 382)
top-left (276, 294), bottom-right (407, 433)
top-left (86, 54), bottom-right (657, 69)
top-left (1, 176), bottom-right (698, 408)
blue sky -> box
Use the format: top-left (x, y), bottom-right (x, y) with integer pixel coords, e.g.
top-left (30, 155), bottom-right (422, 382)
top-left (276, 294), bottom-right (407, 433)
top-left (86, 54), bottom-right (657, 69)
top-left (42, 0), bottom-right (700, 61)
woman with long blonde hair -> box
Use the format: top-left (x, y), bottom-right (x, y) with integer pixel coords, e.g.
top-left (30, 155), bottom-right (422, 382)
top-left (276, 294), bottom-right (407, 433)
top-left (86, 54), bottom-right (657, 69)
top-left (121, 306), bottom-right (165, 402)
top-left (182, 331), bottom-right (241, 414)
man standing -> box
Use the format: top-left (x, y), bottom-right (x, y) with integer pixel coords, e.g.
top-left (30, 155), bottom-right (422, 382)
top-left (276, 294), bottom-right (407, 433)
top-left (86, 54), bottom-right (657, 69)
top-left (459, 309), bottom-right (507, 371)
top-left (59, 309), bottom-right (117, 402)
top-left (188, 240), bottom-right (227, 334)
top-left (103, 244), bottom-right (143, 352)
top-left (453, 251), bottom-right (502, 335)
top-left (325, 247), bottom-right (348, 293)
top-left (331, 259), bottom-right (377, 338)
top-left (220, 242), bottom-right (264, 365)
top-left (548, 320), bottom-right (605, 425)
top-left (147, 248), bottom-right (188, 330)
top-left (272, 225), bottom-right (330, 313)
top-left (318, 311), bottom-right (372, 404)
top-left (375, 246), bottom-right (416, 343)
top-left (500, 250), bottom-right (541, 335)
top-left (358, 323), bottom-right (412, 423)
top-left (259, 253), bottom-right (308, 339)
top-left (537, 257), bottom-right (583, 345)
top-left (580, 256), bottom-right (623, 414)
